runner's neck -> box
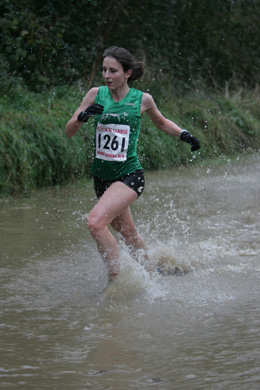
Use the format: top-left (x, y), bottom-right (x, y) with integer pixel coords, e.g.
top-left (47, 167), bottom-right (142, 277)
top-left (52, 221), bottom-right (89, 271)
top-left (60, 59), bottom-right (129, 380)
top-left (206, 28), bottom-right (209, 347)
top-left (110, 85), bottom-right (130, 102)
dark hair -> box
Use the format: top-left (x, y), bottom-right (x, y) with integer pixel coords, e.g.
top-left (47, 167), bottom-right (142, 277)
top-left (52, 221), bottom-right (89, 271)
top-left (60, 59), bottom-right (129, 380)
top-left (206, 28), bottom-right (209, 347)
top-left (103, 46), bottom-right (145, 81)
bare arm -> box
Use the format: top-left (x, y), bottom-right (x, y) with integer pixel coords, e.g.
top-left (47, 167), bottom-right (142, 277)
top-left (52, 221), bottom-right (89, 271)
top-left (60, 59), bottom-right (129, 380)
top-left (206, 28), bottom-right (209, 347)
top-left (65, 87), bottom-right (99, 138)
top-left (141, 92), bottom-right (182, 137)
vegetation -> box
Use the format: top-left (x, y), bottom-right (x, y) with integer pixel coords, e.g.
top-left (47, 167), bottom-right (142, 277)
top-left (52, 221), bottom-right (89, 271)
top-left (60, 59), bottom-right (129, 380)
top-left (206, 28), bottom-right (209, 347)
top-left (0, 0), bottom-right (260, 196)
top-left (1, 84), bottom-right (259, 196)
top-left (1, 0), bottom-right (260, 91)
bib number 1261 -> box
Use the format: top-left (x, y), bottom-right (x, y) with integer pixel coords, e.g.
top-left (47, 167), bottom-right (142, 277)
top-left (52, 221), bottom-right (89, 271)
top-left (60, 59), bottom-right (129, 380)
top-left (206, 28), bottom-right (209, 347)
top-left (96, 123), bottom-right (130, 162)
top-left (98, 134), bottom-right (126, 152)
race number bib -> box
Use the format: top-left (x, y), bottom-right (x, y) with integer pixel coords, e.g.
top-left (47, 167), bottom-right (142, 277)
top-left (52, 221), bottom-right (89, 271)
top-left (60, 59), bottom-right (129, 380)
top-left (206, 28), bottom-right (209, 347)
top-left (96, 122), bottom-right (130, 162)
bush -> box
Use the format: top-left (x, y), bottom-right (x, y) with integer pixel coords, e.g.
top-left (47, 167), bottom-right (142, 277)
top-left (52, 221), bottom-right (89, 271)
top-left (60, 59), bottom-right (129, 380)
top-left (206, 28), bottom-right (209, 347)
top-left (0, 85), bottom-right (259, 196)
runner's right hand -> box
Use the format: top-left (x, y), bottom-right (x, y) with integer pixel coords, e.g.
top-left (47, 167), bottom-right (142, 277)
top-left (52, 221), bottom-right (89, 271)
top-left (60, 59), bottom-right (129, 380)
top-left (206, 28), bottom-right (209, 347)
top-left (77, 104), bottom-right (104, 122)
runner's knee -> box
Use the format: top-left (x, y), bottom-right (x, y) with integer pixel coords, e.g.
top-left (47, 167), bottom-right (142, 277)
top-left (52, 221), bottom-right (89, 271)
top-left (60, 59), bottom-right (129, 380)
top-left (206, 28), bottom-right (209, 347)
top-left (87, 211), bottom-right (106, 236)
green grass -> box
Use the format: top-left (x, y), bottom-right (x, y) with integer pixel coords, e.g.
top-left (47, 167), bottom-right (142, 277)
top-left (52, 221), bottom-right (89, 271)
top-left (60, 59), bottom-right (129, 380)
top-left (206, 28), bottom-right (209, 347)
top-left (1, 84), bottom-right (260, 197)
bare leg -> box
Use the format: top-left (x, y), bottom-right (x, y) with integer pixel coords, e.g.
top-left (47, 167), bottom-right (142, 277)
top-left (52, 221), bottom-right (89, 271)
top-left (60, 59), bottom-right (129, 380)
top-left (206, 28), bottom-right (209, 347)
top-left (111, 208), bottom-right (153, 272)
top-left (87, 182), bottom-right (138, 277)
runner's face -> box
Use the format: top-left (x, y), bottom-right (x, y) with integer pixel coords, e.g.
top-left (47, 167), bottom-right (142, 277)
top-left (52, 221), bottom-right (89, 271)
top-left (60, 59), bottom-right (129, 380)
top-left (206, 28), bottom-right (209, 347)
top-left (102, 56), bottom-right (131, 90)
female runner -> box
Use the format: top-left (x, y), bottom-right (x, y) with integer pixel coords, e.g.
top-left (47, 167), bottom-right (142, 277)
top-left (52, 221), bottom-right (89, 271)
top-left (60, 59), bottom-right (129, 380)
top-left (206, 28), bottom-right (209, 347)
top-left (65, 46), bottom-right (200, 278)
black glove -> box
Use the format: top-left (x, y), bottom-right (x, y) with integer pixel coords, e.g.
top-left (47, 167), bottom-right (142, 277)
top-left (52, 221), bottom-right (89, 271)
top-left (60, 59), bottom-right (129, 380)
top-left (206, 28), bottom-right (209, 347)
top-left (180, 130), bottom-right (201, 152)
top-left (77, 104), bottom-right (104, 122)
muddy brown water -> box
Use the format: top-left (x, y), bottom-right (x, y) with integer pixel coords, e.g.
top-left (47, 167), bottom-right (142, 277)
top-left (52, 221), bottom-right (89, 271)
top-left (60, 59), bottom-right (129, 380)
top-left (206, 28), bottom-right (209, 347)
top-left (1, 153), bottom-right (260, 389)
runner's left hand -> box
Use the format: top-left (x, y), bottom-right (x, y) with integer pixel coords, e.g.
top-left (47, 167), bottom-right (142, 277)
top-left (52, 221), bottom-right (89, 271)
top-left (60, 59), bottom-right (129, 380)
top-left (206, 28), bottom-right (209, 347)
top-left (180, 130), bottom-right (201, 151)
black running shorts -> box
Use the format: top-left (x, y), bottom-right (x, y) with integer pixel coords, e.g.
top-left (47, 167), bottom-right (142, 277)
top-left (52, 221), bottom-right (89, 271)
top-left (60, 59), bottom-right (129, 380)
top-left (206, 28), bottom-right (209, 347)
top-left (93, 169), bottom-right (145, 199)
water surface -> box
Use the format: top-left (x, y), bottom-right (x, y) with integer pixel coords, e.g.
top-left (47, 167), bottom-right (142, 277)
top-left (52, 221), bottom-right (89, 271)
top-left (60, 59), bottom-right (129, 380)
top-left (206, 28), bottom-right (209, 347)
top-left (1, 153), bottom-right (260, 389)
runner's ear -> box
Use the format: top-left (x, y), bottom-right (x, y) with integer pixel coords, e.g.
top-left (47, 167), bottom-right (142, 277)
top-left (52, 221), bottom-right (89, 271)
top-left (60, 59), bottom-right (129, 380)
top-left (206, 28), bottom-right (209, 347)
top-left (125, 69), bottom-right (133, 80)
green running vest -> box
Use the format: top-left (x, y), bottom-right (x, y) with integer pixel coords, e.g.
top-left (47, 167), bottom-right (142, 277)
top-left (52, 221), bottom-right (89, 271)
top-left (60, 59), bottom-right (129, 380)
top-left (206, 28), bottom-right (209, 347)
top-left (91, 86), bottom-right (143, 180)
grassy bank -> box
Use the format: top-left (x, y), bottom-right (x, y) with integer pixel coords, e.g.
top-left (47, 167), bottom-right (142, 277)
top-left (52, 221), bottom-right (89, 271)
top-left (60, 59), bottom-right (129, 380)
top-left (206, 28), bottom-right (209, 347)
top-left (1, 84), bottom-right (260, 197)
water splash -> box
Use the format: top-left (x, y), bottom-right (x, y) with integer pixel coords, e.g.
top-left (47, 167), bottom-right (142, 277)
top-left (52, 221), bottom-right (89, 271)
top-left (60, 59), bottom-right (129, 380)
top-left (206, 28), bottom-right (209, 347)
top-left (102, 247), bottom-right (166, 302)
